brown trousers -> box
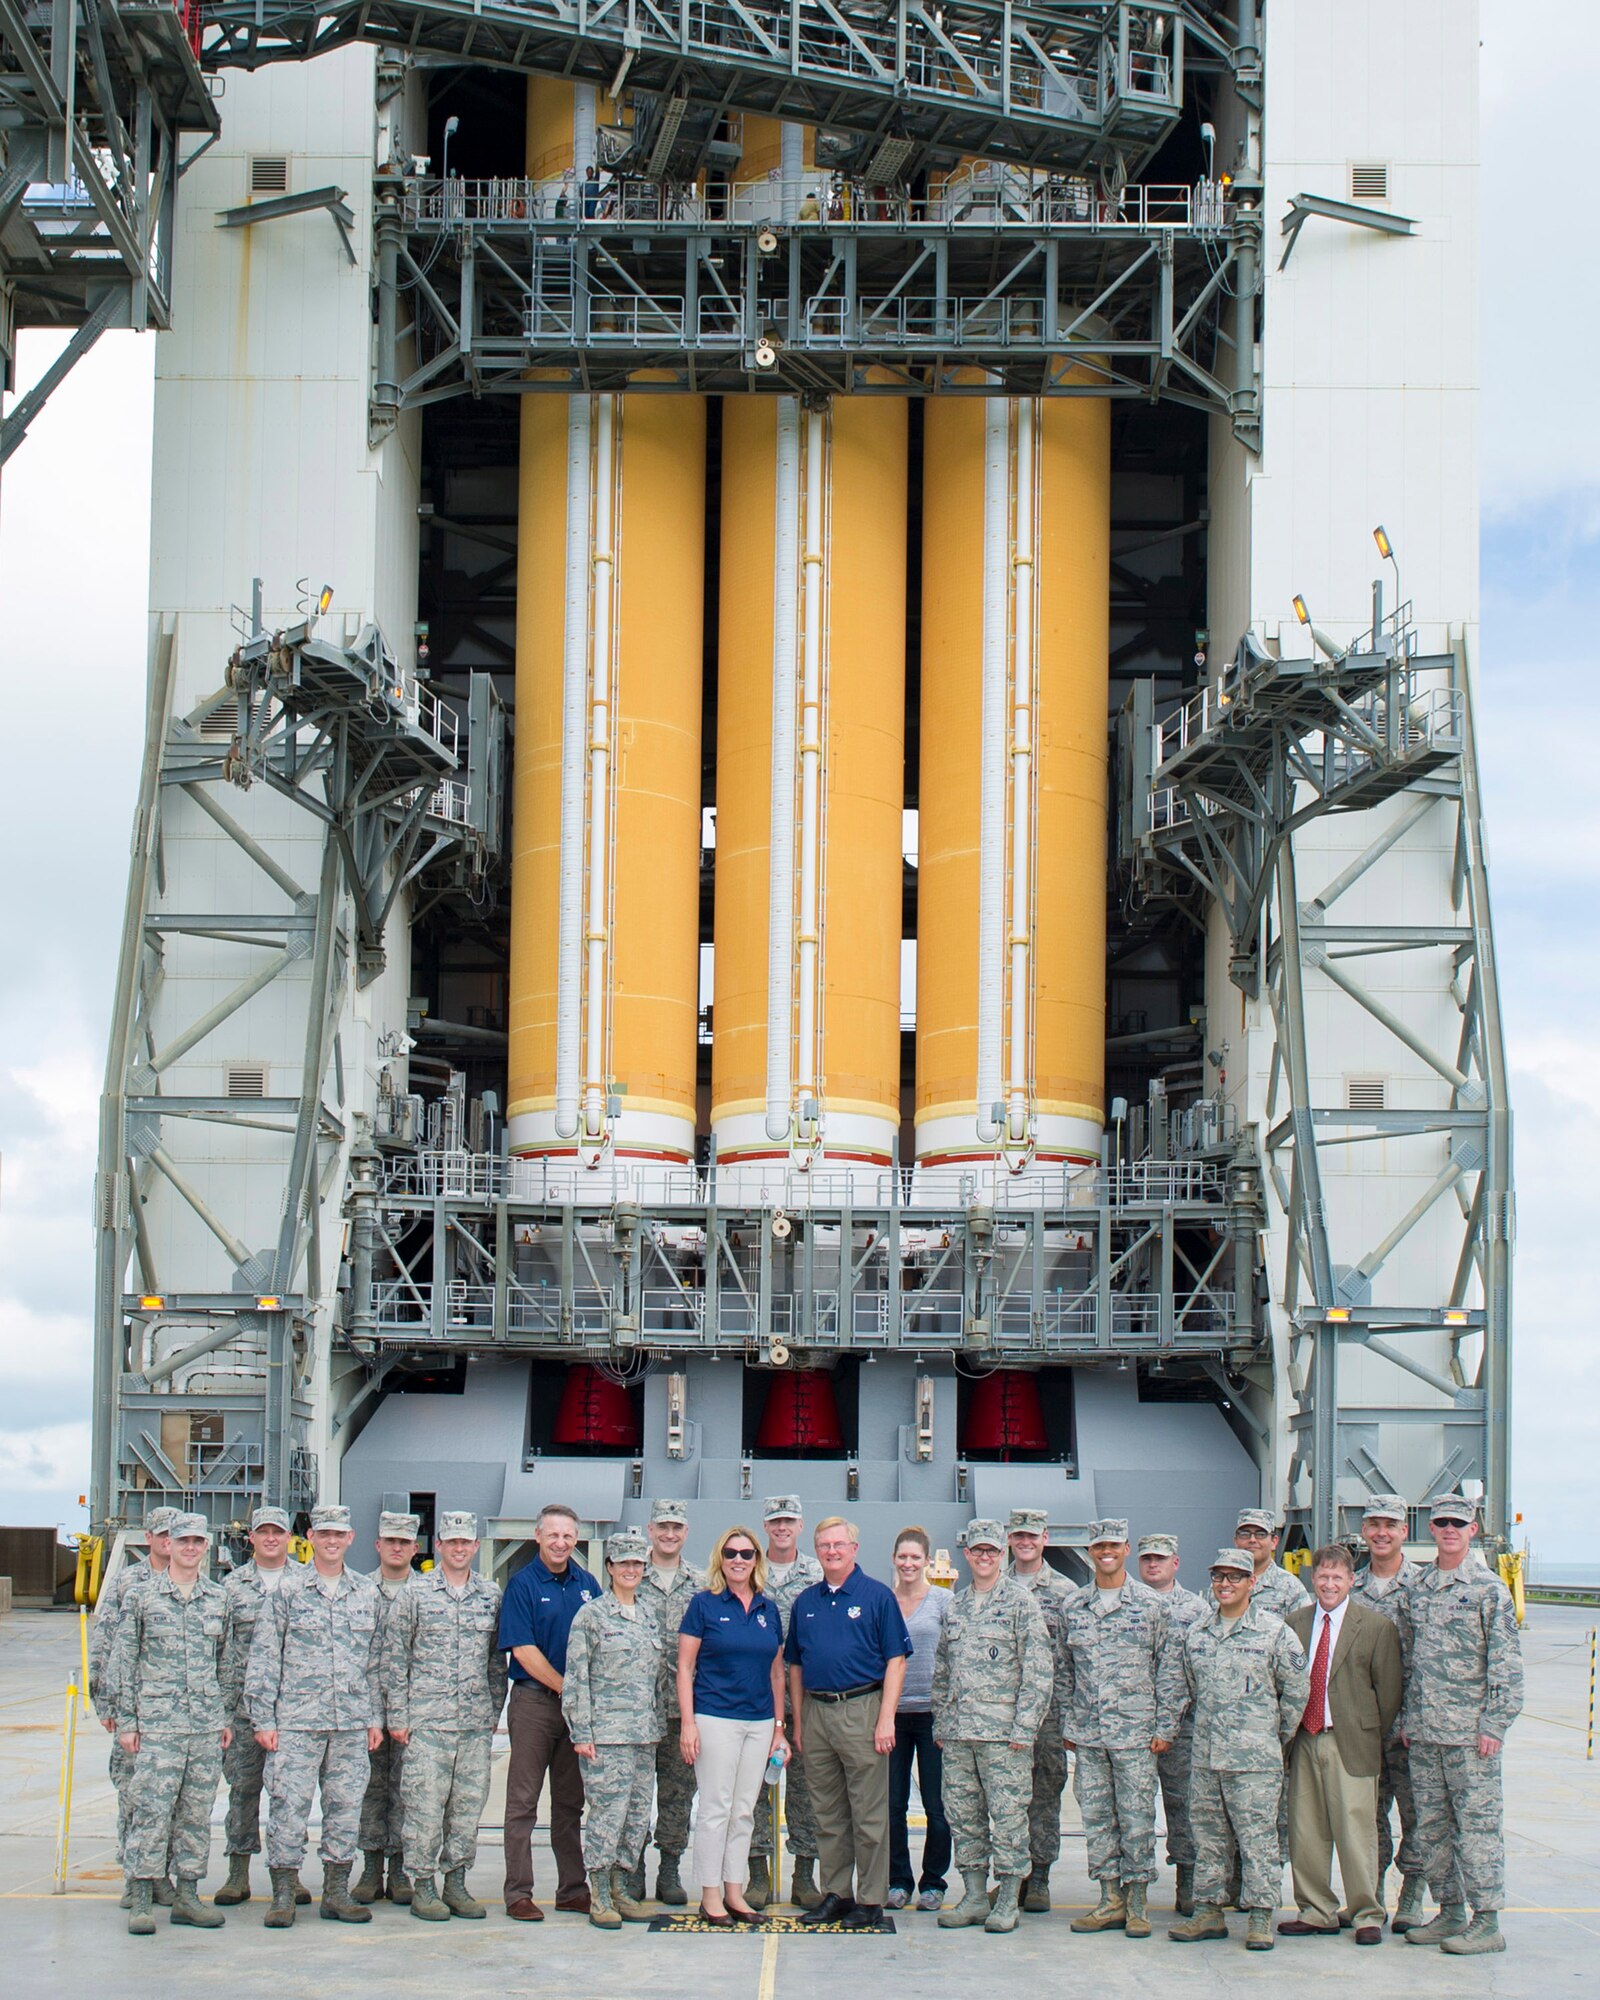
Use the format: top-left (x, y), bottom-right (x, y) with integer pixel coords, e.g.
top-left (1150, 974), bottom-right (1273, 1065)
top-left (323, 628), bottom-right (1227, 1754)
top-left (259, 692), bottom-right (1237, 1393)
top-left (503, 1681), bottom-right (586, 1905)
top-left (1288, 1728), bottom-right (1383, 1930)
top-left (803, 1690), bottom-right (891, 1906)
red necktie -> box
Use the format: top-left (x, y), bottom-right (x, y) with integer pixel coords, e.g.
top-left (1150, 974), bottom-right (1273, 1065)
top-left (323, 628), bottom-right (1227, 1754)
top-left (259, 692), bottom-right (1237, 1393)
top-left (1302, 1612), bottom-right (1331, 1734)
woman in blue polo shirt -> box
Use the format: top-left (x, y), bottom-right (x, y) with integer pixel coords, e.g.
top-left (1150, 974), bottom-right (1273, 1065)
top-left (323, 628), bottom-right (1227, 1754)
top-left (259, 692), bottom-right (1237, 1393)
top-left (677, 1525), bottom-right (788, 1925)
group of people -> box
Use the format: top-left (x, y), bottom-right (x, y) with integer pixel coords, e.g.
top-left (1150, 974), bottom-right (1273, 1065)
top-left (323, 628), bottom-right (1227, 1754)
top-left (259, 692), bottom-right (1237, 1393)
top-left (89, 1488), bottom-right (1522, 1957)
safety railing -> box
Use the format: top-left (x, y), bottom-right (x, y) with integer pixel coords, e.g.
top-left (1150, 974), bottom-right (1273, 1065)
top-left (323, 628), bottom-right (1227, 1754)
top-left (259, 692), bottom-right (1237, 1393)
top-left (408, 177), bottom-right (1223, 236)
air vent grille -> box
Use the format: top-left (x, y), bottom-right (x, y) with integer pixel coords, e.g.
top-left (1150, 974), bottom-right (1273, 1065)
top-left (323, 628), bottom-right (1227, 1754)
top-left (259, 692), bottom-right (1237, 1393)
top-left (1350, 162), bottom-right (1389, 202)
top-left (198, 702), bottom-right (236, 740)
top-left (249, 155), bottom-right (289, 196)
top-left (226, 1062), bottom-right (269, 1099)
top-left (1346, 1075), bottom-right (1387, 1113)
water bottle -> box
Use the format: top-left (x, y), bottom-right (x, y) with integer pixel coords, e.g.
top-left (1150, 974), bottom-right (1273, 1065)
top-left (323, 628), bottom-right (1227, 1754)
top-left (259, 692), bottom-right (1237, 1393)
top-left (765, 1749), bottom-right (785, 1785)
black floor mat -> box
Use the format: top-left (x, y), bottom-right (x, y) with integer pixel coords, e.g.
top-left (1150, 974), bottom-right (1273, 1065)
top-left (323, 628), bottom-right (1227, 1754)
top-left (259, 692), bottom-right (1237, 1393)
top-left (647, 1911), bottom-right (897, 1934)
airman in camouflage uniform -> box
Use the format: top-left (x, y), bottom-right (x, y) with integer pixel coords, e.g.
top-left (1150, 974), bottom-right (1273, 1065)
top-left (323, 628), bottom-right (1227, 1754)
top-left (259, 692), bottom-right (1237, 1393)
top-left (931, 1520), bottom-right (1054, 1936)
top-left (354, 1510), bottom-right (421, 1906)
top-left (635, 1498), bottom-right (706, 1905)
top-left (111, 1514), bottom-right (230, 1936)
top-left (215, 1505), bottom-right (297, 1907)
top-left (749, 1496), bottom-right (825, 1908)
top-left (563, 1529), bottom-right (665, 1928)
top-left (245, 1502), bottom-right (385, 1928)
top-left (91, 1505), bottom-right (177, 1904)
top-left (1350, 1493), bottom-right (1428, 1928)
top-left (1232, 1507), bottom-right (1308, 1875)
top-left (382, 1511), bottom-right (507, 1922)
top-left (1169, 1549), bottom-right (1309, 1952)
top-left (1005, 1507), bottom-right (1073, 1912)
top-left (1396, 1495), bottom-right (1523, 1957)
top-left (1135, 1532), bottom-right (1209, 1913)
top-left (1058, 1519), bottom-right (1187, 1940)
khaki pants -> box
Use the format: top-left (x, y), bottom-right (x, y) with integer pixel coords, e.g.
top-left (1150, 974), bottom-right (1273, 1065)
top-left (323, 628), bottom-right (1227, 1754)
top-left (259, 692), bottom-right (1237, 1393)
top-left (802, 1691), bottom-right (890, 1906)
top-left (1288, 1729), bottom-right (1382, 1929)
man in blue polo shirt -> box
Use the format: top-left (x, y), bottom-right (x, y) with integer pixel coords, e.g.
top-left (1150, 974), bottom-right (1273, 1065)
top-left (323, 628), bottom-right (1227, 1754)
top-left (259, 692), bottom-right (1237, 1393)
top-left (498, 1502), bottom-right (599, 1919)
top-left (785, 1515), bottom-right (913, 1929)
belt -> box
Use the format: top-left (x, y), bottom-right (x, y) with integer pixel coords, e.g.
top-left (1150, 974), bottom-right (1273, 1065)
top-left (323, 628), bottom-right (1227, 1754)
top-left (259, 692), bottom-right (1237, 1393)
top-left (515, 1679), bottom-right (561, 1697)
top-left (806, 1682), bottom-right (883, 1704)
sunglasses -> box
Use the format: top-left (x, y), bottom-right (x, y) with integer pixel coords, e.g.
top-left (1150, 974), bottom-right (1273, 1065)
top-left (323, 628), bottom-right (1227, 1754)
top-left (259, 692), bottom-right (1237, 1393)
top-left (723, 1548), bottom-right (757, 1560)
top-left (1433, 1518), bottom-right (1471, 1529)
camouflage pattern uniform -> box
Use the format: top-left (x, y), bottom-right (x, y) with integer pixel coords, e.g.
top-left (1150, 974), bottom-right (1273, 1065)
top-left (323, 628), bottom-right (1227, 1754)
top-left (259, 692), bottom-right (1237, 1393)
top-left (563, 1585), bottom-right (665, 1873)
top-left (1057, 1571), bottom-right (1186, 1888)
top-left (358, 1566), bottom-right (415, 1862)
top-left (218, 1557), bottom-right (294, 1858)
top-left (1248, 1561), bottom-right (1312, 1620)
top-left (931, 1563), bottom-right (1054, 1883)
top-left (1007, 1529), bottom-right (1073, 1874)
top-left (1181, 1582), bottom-right (1309, 1913)
top-left (112, 1565), bottom-right (228, 1886)
top-left (90, 1508), bottom-right (178, 1865)
top-left (1350, 1551), bottom-right (1427, 1883)
top-left (1397, 1552), bottom-right (1523, 1912)
top-left (383, 1563), bottom-right (507, 1882)
top-left (750, 1545), bottom-right (824, 1864)
top-left (245, 1564), bottom-right (383, 1868)
top-left (1144, 1577), bottom-right (1209, 1868)
top-left (639, 1549), bottom-right (706, 1863)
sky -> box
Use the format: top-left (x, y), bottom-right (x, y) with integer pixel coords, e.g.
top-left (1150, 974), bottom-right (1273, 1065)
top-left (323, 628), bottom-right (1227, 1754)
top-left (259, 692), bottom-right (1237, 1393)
top-left (0, 3), bottom-right (1596, 1559)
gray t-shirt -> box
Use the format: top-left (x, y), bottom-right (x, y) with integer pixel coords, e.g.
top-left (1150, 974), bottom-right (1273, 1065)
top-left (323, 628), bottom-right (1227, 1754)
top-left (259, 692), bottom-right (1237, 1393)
top-left (897, 1587), bottom-right (953, 1712)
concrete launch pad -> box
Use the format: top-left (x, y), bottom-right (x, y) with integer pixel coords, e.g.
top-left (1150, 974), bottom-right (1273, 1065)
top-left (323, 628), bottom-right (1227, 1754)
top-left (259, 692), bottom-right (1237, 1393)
top-left (3, 1603), bottom-right (1593, 1998)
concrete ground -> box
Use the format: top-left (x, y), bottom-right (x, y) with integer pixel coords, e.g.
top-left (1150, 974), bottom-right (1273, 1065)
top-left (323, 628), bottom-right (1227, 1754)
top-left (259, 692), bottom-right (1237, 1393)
top-left (2, 1601), bottom-right (1595, 1997)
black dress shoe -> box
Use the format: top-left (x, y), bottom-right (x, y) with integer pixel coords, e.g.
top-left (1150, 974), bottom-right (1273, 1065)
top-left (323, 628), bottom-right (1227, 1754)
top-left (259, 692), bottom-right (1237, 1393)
top-left (839, 1904), bottom-right (883, 1930)
top-left (696, 1905), bottom-right (735, 1928)
top-left (796, 1894), bottom-right (857, 1927)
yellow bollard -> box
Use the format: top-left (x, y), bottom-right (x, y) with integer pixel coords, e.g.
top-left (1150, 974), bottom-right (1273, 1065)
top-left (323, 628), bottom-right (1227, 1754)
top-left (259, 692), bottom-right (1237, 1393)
top-left (78, 1606), bottom-right (91, 1717)
top-left (1497, 1549), bottom-right (1526, 1627)
top-left (54, 1678), bottom-right (80, 1894)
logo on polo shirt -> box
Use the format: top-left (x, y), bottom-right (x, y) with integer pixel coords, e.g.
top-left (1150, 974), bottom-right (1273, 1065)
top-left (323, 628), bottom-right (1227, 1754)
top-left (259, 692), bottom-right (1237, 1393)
top-left (757, 1614), bottom-right (768, 1628)
top-left (847, 1605), bottom-right (862, 1620)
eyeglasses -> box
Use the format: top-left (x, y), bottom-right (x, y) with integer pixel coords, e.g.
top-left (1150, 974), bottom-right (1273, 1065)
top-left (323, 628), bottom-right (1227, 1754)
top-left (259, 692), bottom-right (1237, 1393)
top-left (723, 1548), bottom-right (757, 1560)
top-left (1235, 1527), bottom-right (1271, 1539)
top-left (1433, 1518), bottom-right (1471, 1529)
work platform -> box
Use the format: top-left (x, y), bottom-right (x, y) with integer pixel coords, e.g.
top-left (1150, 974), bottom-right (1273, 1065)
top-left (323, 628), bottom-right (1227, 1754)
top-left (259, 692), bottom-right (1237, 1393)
top-left (3, 1603), bottom-right (1595, 1995)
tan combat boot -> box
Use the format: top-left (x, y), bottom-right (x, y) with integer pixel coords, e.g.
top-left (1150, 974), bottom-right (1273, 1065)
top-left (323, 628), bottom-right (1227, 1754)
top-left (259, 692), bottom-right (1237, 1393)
top-left (1441, 1911), bottom-right (1504, 1955)
top-left (1071, 1882), bottom-right (1128, 1932)
top-left (1168, 1903), bottom-right (1228, 1942)
top-left (1124, 1882), bottom-right (1151, 1937)
top-left (937, 1872), bottom-right (992, 1928)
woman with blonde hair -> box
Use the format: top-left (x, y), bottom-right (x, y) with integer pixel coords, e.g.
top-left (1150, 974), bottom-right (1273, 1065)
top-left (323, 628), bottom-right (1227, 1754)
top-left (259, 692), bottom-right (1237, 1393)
top-left (677, 1525), bottom-right (787, 1923)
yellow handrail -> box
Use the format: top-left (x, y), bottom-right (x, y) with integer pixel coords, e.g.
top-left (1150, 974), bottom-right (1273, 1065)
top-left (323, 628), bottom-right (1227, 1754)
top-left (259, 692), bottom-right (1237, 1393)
top-left (54, 1677), bottom-right (80, 1895)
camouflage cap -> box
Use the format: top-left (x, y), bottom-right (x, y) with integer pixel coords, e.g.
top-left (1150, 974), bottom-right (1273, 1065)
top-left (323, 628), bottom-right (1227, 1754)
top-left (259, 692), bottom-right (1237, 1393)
top-left (1137, 1533), bottom-right (1179, 1558)
top-left (1360, 1493), bottom-right (1409, 1523)
top-left (436, 1511), bottom-right (479, 1542)
top-left (649, 1498), bottom-right (689, 1525)
top-left (251, 1506), bottom-right (291, 1532)
top-left (1007, 1509), bottom-right (1050, 1536)
top-left (1429, 1493), bottom-right (1477, 1525)
top-left (606, 1530), bottom-right (650, 1564)
top-left (961, 1519), bottom-right (1007, 1551)
top-left (169, 1512), bottom-right (210, 1541)
top-left (144, 1506), bottom-right (179, 1536)
top-left (763, 1495), bottom-right (805, 1521)
top-left (1236, 1507), bottom-right (1278, 1534)
top-left (378, 1511), bottom-right (421, 1539)
top-left (1209, 1548), bottom-right (1255, 1576)
top-left (309, 1504), bottom-right (352, 1532)
top-left (1087, 1518), bottom-right (1131, 1546)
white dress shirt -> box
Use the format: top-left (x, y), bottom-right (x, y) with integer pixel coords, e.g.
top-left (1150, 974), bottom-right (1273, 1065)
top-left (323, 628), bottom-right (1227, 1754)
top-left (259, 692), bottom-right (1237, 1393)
top-left (1305, 1596), bottom-right (1349, 1729)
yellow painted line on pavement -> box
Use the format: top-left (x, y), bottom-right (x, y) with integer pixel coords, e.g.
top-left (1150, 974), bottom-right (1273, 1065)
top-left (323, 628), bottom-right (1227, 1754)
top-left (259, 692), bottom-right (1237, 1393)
top-left (757, 1928), bottom-right (779, 2000)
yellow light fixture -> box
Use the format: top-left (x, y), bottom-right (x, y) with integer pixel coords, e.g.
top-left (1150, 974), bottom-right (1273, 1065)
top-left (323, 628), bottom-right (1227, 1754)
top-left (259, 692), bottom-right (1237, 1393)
top-left (1372, 525), bottom-right (1393, 561)
top-left (1443, 1307), bottom-right (1469, 1326)
top-left (1324, 1305), bottom-right (1351, 1323)
top-left (1292, 593), bottom-right (1311, 625)
top-left (317, 584), bottom-right (334, 615)
top-left (256, 1295), bottom-right (285, 1311)
top-left (138, 1294), bottom-right (165, 1311)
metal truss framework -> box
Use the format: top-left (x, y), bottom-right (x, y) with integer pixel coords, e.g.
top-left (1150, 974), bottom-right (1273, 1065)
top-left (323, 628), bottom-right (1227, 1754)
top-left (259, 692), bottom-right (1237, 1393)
top-left (1126, 609), bottom-right (1513, 1543)
top-left (344, 1151), bottom-right (1261, 1365)
top-left (0, 0), bottom-right (214, 459)
top-left (201, 0), bottom-right (1238, 179)
top-left (90, 605), bottom-right (484, 1525)
top-left (374, 170), bottom-right (1260, 426)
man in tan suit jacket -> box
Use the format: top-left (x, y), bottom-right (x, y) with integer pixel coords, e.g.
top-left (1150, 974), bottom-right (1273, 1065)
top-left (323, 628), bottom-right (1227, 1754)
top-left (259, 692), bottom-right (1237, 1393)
top-left (1281, 1544), bottom-right (1403, 1943)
